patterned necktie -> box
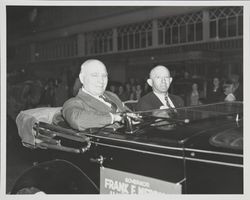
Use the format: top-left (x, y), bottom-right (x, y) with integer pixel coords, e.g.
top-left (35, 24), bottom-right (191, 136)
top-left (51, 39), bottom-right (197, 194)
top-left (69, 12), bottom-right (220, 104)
top-left (165, 95), bottom-right (172, 109)
top-left (100, 95), bottom-right (118, 113)
top-left (165, 95), bottom-right (176, 116)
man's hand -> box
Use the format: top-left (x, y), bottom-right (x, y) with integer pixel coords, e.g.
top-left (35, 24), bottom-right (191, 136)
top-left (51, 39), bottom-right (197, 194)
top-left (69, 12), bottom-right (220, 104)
top-left (112, 112), bottom-right (142, 124)
top-left (126, 113), bottom-right (142, 121)
top-left (113, 113), bottom-right (123, 122)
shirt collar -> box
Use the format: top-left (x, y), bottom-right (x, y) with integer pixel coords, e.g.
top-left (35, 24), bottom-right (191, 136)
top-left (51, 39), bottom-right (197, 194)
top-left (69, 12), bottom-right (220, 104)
top-left (153, 91), bottom-right (175, 108)
top-left (153, 91), bottom-right (168, 99)
top-left (82, 87), bottom-right (101, 99)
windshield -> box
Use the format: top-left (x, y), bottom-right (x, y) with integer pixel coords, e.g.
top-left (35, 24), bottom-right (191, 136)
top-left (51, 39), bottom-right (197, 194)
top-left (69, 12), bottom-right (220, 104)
top-left (134, 101), bottom-right (243, 123)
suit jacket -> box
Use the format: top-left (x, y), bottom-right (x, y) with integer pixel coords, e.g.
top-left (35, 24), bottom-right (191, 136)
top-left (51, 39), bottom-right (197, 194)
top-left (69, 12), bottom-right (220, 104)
top-left (62, 89), bottom-right (127, 130)
top-left (135, 91), bottom-right (184, 111)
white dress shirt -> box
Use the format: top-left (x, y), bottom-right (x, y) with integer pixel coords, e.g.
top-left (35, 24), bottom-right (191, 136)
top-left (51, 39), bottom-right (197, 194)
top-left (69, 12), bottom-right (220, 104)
top-left (225, 93), bottom-right (236, 102)
top-left (153, 92), bottom-right (175, 109)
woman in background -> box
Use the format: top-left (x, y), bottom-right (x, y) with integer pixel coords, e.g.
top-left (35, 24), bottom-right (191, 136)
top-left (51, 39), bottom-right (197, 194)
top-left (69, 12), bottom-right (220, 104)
top-left (188, 82), bottom-right (202, 106)
top-left (117, 85), bottom-right (127, 101)
top-left (207, 77), bottom-right (224, 103)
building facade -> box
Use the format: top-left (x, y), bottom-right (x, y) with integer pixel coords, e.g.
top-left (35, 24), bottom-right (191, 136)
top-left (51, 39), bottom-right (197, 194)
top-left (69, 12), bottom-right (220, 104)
top-left (7, 6), bottom-right (243, 83)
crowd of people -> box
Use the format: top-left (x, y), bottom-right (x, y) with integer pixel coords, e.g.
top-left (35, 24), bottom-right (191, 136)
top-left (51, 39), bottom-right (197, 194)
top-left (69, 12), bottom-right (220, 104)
top-left (39, 78), bottom-right (69, 107)
top-left (7, 59), bottom-right (243, 147)
top-left (7, 72), bottom-right (70, 121)
top-left (201, 74), bottom-right (243, 104)
top-left (71, 76), bottom-right (152, 103)
top-left (7, 62), bottom-right (243, 123)
top-left (104, 75), bottom-right (243, 107)
top-left (107, 79), bottom-right (151, 102)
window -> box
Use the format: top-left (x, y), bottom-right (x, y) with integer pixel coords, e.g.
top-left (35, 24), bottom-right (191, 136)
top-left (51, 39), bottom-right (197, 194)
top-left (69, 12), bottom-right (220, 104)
top-left (209, 21), bottom-right (216, 38)
top-left (158, 29), bottom-right (163, 45)
top-left (35, 36), bottom-right (77, 60)
top-left (117, 21), bottom-right (152, 51)
top-left (180, 25), bottom-right (187, 43)
top-left (209, 6), bottom-right (243, 39)
top-left (123, 34), bottom-right (128, 50)
top-left (196, 22), bottom-right (203, 41)
top-left (172, 26), bottom-right (179, 44)
top-left (218, 18), bottom-right (227, 38)
top-left (165, 27), bottom-right (171, 44)
top-left (188, 24), bottom-right (195, 42)
top-left (238, 15), bottom-right (243, 35)
top-left (158, 11), bottom-right (203, 45)
top-left (85, 29), bottom-right (113, 55)
top-left (129, 33), bottom-right (134, 49)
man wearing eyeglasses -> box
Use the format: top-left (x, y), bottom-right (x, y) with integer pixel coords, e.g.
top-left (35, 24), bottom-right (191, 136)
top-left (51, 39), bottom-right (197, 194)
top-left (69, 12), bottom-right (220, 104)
top-left (62, 59), bottom-right (129, 131)
top-left (136, 65), bottom-right (184, 111)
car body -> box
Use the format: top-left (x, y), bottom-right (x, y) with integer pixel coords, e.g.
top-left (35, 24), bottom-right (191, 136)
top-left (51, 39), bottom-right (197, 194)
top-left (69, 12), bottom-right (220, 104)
top-left (11, 102), bottom-right (243, 194)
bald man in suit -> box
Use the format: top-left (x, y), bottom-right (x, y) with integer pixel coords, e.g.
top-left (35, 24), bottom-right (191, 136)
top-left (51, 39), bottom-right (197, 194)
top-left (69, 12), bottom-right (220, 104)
top-left (136, 65), bottom-right (184, 111)
top-left (62, 59), bottom-right (129, 131)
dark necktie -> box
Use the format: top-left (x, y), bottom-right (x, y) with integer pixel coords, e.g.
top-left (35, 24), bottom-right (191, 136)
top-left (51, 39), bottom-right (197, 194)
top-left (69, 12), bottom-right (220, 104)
top-left (100, 95), bottom-right (118, 113)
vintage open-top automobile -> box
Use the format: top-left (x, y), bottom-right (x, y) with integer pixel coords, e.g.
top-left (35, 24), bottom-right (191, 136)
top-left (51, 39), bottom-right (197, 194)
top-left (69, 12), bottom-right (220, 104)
top-left (11, 101), bottom-right (243, 194)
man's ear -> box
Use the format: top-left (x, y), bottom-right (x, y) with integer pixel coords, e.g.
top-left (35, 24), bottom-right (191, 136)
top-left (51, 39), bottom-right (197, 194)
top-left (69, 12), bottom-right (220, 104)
top-left (147, 79), bottom-right (152, 87)
top-left (169, 77), bottom-right (173, 84)
top-left (79, 74), bottom-right (84, 85)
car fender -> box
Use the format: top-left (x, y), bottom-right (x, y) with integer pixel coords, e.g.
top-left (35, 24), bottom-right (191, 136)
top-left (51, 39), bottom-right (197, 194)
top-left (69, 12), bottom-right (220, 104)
top-left (11, 159), bottom-right (99, 194)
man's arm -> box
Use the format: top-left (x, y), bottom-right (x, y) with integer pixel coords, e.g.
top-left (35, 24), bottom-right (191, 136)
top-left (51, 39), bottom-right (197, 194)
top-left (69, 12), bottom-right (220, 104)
top-left (135, 99), bottom-right (153, 111)
top-left (62, 100), bottom-right (113, 130)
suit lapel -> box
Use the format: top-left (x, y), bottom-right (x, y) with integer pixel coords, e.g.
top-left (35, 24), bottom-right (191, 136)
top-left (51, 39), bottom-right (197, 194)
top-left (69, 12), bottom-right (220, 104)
top-left (169, 94), bottom-right (179, 107)
top-left (77, 90), bottom-right (112, 113)
top-left (104, 91), bottom-right (127, 112)
top-left (151, 92), bottom-right (164, 108)
top-left (152, 92), bottom-right (178, 108)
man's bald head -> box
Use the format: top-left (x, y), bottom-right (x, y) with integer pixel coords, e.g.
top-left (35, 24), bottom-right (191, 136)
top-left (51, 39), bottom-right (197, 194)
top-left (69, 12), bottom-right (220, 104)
top-left (147, 65), bottom-right (172, 95)
top-left (149, 65), bottom-right (171, 79)
top-left (79, 59), bottom-right (108, 96)
top-left (80, 59), bottom-right (107, 77)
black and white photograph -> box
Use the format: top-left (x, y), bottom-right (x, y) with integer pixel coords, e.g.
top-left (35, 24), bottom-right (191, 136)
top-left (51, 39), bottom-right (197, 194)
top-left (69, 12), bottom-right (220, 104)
top-left (1, 0), bottom-right (249, 199)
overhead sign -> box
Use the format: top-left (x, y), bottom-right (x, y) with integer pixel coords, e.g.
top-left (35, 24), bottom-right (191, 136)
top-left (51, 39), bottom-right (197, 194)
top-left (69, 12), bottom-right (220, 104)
top-left (100, 167), bottom-right (182, 194)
